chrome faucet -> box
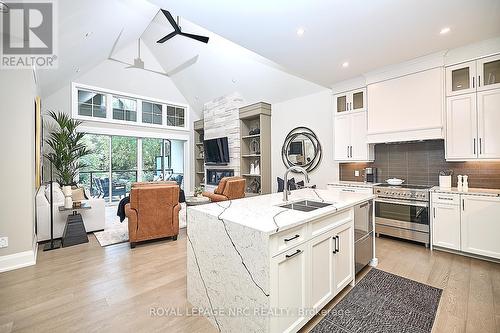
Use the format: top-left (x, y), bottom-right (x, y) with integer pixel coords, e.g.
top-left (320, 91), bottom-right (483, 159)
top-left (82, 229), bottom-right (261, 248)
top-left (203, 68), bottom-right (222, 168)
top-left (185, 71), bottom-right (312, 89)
top-left (283, 166), bottom-right (310, 202)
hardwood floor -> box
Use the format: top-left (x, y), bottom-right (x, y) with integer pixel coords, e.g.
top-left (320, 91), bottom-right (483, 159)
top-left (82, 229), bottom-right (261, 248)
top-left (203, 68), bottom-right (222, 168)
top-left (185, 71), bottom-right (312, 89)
top-left (0, 232), bottom-right (499, 332)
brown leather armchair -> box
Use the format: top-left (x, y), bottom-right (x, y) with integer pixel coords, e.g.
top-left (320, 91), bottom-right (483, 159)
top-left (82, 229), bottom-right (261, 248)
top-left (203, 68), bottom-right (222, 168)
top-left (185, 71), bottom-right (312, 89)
top-left (202, 176), bottom-right (246, 202)
top-left (125, 184), bottom-right (180, 248)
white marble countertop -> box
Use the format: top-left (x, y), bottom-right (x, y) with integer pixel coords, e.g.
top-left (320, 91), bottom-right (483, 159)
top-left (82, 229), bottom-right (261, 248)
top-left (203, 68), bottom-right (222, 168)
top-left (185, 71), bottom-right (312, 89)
top-left (327, 181), bottom-right (380, 188)
top-left (190, 188), bottom-right (375, 235)
top-left (431, 186), bottom-right (500, 197)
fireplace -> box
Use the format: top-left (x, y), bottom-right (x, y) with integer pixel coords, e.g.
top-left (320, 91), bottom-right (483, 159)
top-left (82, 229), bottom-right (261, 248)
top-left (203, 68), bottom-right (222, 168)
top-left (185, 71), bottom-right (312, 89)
top-left (206, 169), bottom-right (234, 186)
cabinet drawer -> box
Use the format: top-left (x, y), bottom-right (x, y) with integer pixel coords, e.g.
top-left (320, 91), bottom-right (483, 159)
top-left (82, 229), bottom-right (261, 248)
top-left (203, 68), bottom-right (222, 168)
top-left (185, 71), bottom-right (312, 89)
top-left (311, 209), bottom-right (352, 238)
top-left (271, 224), bottom-right (308, 256)
top-left (432, 193), bottom-right (459, 206)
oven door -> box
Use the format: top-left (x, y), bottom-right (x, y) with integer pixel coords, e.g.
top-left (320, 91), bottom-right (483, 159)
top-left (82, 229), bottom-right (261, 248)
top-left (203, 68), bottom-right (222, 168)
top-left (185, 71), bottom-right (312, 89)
top-left (375, 198), bottom-right (429, 232)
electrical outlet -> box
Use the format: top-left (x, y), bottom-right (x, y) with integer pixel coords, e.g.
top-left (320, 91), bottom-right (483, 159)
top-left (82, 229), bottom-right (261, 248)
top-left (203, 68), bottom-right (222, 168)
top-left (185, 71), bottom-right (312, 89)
top-left (354, 170), bottom-right (360, 177)
top-left (0, 237), bottom-right (8, 248)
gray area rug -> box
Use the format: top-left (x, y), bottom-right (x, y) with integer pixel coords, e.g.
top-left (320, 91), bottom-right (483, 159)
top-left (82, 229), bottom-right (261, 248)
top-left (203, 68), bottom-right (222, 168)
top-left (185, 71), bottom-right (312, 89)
top-left (311, 268), bottom-right (442, 333)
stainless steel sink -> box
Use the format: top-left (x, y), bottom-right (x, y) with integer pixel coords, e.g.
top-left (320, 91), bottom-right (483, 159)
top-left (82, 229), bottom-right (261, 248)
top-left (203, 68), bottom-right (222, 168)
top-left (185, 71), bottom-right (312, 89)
top-left (278, 200), bottom-right (333, 212)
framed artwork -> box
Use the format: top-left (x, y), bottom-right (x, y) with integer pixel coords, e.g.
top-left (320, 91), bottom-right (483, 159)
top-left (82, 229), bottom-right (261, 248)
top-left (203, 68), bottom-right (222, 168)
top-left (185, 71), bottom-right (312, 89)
top-left (35, 96), bottom-right (42, 188)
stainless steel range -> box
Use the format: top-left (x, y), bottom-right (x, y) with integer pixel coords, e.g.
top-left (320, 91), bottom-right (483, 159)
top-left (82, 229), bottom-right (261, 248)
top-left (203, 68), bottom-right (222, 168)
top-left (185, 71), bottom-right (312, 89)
top-left (373, 184), bottom-right (431, 247)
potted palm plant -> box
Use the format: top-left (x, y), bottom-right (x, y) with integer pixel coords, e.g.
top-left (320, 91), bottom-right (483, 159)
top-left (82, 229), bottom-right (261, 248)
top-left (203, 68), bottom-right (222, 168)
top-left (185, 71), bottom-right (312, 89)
top-left (44, 111), bottom-right (90, 207)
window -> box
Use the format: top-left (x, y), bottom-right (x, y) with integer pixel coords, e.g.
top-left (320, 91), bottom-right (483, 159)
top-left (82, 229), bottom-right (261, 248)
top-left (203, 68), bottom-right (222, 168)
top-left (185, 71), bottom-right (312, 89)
top-left (167, 105), bottom-right (185, 127)
top-left (78, 90), bottom-right (106, 118)
top-left (142, 101), bottom-right (162, 125)
top-left (113, 96), bottom-right (137, 122)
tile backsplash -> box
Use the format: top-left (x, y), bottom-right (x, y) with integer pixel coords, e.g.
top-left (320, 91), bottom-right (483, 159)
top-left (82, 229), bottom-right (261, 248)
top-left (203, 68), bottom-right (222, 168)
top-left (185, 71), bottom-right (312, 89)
top-left (340, 140), bottom-right (500, 189)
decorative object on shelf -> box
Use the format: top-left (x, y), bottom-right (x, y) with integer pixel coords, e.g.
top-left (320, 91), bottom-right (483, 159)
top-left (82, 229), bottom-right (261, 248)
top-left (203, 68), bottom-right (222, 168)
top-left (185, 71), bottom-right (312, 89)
top-left (62, 185), bottom-right (73, 209)
top-left (194, 186), bottom-right (204, 197)
top-left (249, 127), bottom-right (260, 135)
top-left (249, 178), bottom-right (261, 194)
top-left (44, 111), bottom-right (90, 187)
top-left (281, 127), bottom-right (322, 173)
top-left (254, 160), bottom-right (260, 175)
top-left (250, 137), bottom-right (260, 154)
top-left (250, 162), bottom-right (255, 175)
top-left (457, 175), bottom-right (463, 190)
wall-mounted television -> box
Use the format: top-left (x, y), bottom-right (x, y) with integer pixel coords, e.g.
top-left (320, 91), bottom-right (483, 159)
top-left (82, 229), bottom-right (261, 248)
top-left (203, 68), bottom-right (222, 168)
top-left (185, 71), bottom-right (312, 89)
top-left (204, 137), bottom-right (230, 165)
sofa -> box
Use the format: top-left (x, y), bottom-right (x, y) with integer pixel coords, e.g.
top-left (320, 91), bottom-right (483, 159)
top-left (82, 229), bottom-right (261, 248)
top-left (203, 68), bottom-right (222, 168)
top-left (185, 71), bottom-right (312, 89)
top-left (125, 184), bottom-right (180, 248)
top-left (36, 183), bottom-right (105, 242)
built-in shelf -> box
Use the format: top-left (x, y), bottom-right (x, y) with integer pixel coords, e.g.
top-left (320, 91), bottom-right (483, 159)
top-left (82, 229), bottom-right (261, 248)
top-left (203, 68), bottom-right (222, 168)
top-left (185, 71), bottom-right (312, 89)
top-left (242, 174), bottom-right (261, 177)
top-left (195, 143), bottom-right (204, 146)
top-left (196, 157), bottom-right (204, 160)
top-left (196, 172), bottom-right (205, 174)
top-left (194, 119), bottom-right (205, 187)
top-left (242, 154), bottom-right (261, 158)
top-left (241, 134), bottom-right (260, 139)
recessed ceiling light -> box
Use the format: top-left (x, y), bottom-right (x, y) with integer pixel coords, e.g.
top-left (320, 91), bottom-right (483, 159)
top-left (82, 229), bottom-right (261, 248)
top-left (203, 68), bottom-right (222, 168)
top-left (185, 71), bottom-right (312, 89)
top-left (342, 62), bottom-right (349, 68)
top-left (75, 67), bottom-right (81, 73)
top-left (440, 27), bottom-right (451, 35)
top-left (296, 28), bottom-right (305, 36)
top-left (84, 32), bottom-right (93, 39)
top-left (0, 1), bottom-right (9, 13)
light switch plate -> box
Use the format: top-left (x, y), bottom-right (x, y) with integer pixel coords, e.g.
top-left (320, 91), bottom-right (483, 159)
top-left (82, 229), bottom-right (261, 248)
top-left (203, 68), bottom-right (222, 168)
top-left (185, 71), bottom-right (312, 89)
top-left (0, 237), bottom-right (8, 248)
top-left (354, 170), bottom-right (360, 177)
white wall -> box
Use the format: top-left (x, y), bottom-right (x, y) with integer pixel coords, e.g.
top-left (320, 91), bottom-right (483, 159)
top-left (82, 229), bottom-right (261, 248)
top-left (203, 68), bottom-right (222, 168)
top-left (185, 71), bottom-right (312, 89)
top-left (0, 69), bottom-right (38, 271)
top-left (271, 90), bottom-right (338, 192)
top-left (41, 40), bottom-right (199, 192)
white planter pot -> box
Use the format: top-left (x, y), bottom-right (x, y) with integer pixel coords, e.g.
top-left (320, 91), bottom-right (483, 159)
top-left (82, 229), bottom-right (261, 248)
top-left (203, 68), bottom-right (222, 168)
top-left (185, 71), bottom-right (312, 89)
top-left (62, 186), bottom-right (72, 197)
top-left (64, 196), bottom-right (73, 209)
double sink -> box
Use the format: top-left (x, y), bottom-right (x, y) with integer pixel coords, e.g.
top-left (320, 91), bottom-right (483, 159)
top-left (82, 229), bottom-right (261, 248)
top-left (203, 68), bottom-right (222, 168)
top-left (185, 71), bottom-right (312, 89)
top-left (279, 200), bottom-right (333, 212)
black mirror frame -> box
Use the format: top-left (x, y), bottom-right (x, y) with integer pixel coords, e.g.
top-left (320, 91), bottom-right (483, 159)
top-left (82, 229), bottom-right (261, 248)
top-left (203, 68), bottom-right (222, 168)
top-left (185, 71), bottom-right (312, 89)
top-left (281, 127), bottom-right (322, 172)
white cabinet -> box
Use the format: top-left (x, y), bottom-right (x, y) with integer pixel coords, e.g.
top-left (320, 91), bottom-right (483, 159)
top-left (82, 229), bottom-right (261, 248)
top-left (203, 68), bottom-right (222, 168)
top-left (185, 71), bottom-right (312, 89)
top-left (447, 55), bottom-right (500, 96)
top-left (333, 223), bottom-right (354, 294)
top-left (310, 230), bottom-right (335, 310)
top-left (477, 89), bottom-right (500, 158)
top-left (334, 88), bottom-right (366, 114)
top-left (334, 111), bottom-right (374, 162)
top-left (477, 54), bottom-right (500, 92)
top-left (461, 195), bottom-right (500, 259)
top-left (431, 193), bottom-right (461, 250)
top-left (270, 244), bottom-right (309, 333)
top-left (446, 88), bottom-right (500, 160)
top-left (270, 215), bottom-right (355, 333)
top-left (445, 93), bottom-right (477, 159)
top-left (432, 192), bottom-right (500, 260)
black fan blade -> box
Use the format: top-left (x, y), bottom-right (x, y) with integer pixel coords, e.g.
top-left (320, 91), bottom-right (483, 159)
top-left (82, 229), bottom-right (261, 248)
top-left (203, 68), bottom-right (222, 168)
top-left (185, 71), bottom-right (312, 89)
top-left (157, 31), bottom-right (178, 43)
top-left (179, 32), bottom-right (209, 44)
top-left (160, 9), bottom-right (180, 32)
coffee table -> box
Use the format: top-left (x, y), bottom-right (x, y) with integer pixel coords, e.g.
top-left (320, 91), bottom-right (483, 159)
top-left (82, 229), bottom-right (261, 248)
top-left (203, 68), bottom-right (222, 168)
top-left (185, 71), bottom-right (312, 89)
top-left (58, 202), bottom-right (91, 247)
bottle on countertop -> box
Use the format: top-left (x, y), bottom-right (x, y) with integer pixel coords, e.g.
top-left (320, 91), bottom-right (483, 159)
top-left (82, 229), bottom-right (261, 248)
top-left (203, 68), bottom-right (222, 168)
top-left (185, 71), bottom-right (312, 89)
top-left (457, 175), bottom-right (463, 191)
top-left (463, 175), bottom-right (469, 191)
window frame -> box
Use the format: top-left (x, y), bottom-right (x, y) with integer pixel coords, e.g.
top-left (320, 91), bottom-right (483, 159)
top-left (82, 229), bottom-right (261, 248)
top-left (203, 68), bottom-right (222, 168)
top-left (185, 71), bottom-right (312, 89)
top-left (71, 82), bottom-right (189, 132)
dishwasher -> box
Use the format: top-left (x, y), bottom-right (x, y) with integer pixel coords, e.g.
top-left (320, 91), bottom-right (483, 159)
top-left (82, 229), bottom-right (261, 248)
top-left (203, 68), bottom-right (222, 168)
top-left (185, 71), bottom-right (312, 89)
top-left (354, 200), bottom-right (374, 274)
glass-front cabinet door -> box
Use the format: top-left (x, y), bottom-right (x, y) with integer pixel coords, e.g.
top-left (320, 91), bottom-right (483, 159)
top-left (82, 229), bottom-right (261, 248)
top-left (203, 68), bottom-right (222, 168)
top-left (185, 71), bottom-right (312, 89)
top-left (446, 61), bottom-right (476, 97)
top-left (477, 54), bottom-right (500, 91)
top-left (351, 88), bottom-right (366, 112)
top-left (335, 94), bottom-right (348, 113)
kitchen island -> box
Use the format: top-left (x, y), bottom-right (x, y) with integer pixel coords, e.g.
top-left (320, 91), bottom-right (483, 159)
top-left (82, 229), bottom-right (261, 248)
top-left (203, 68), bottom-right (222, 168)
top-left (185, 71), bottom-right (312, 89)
top-left (187, 188), bottom-right (376, 333)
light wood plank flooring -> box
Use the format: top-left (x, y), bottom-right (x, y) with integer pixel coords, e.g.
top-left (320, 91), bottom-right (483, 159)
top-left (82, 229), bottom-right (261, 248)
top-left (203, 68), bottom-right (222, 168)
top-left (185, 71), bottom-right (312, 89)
top-left (1, 232), bottom-right (499, 333)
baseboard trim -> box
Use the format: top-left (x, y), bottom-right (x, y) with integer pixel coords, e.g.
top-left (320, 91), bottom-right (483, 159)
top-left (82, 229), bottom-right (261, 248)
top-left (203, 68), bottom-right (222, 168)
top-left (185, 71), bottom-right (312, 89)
top-left (0, 249), bottom-right (37, 273)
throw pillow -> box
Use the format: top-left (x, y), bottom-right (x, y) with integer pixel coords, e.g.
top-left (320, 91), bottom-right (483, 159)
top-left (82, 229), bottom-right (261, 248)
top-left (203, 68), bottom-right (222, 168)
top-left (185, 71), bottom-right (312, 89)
top-left (44, 183), bottom-right (65, 204)
top-left (72, 188), bottom-right (87, 202)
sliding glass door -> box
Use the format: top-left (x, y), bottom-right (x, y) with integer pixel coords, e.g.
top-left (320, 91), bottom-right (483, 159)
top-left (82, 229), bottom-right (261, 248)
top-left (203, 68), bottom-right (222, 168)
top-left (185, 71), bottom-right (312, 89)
top-left (111, 136), bottom-right (138, 202)
top-left (79, 134), bottom-right (184, 204)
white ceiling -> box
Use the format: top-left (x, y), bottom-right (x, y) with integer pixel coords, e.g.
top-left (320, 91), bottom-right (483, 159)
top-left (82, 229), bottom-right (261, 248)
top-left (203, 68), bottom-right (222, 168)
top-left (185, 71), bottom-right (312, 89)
top-left (148, 0), bottom-right (500, 87)
top-left (37, 0), bottom-right (158, 96)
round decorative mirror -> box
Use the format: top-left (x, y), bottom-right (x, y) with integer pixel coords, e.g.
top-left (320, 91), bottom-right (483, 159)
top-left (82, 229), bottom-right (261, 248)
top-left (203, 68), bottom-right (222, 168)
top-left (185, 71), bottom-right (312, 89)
top-left (281, 127), bottom-right (322, 172)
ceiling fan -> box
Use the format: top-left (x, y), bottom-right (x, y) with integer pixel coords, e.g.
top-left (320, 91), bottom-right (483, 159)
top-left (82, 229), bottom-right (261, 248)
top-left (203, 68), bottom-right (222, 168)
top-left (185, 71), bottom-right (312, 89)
top-left (157, 9), bottom-right (209, 44)
top-left (107, 29), bottom-right (199, 77)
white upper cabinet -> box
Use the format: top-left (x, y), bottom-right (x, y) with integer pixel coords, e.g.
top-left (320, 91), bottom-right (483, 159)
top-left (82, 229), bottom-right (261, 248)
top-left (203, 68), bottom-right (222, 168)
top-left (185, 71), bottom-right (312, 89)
top-left (446, 93), bottom-right (477, 159)
top-left (334, 111), bottom-right (374, 162)
top-left (477, 88), bottom-right (500, 158)
top-left (446, 61), bottom-right (477, 96)
top-left (366, 67), bottom-right (444, 143)
top-left (477, 54), bottom-right (500, 92)
top-left (334, 88), bottom-right (366, 114)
